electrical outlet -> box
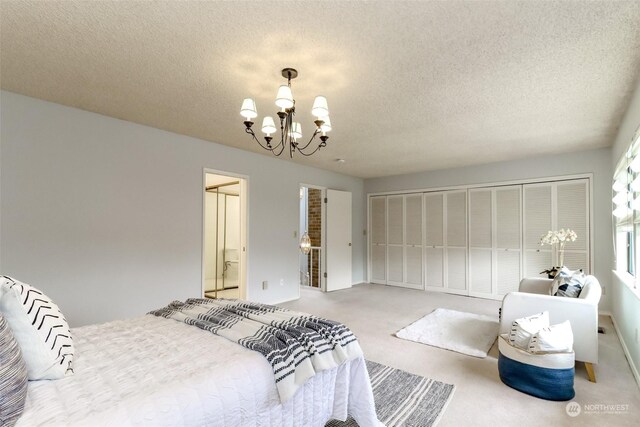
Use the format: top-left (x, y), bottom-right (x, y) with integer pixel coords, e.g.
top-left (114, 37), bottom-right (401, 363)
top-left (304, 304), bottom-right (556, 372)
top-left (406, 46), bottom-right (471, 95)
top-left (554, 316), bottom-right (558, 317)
top-left (262, 281), bottom-right (268, 290)
top-left (280, 279), bottom-right (285, 287)
top-left (294, 230), bottom-right (298, 238)
top-left (601, 286), bottom-right (606, 296)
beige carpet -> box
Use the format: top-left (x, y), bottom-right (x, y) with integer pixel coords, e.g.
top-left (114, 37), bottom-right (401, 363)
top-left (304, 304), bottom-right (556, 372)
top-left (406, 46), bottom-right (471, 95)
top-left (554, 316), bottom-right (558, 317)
top-left (280, 283), bottom-right (640, 427)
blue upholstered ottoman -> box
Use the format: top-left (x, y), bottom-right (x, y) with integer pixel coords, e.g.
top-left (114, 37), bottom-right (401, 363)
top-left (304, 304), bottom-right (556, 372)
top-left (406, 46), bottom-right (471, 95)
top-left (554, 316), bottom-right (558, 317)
top-left (498, 335), bottom-right (575, 401)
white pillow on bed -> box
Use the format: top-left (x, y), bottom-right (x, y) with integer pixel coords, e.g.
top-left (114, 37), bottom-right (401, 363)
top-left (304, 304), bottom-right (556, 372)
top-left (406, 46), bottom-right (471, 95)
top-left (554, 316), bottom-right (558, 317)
top-left (0, 276), bottom-right (74, 380)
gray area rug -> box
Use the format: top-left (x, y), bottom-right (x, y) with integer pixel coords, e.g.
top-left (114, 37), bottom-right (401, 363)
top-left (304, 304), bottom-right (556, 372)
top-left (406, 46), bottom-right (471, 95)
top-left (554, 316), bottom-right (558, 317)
top-left (326, 360), bottom-right (455, 427)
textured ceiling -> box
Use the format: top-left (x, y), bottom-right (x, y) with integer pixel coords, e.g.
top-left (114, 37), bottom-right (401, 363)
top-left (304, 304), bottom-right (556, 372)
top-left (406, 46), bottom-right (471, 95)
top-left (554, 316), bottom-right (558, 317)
top-left (1, 1), bottom-right (640, 178)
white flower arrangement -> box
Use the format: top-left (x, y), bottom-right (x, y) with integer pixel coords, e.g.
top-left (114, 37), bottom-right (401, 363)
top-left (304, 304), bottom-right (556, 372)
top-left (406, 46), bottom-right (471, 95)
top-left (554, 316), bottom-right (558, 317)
top-left (539, 228), bottom-right (578, 267)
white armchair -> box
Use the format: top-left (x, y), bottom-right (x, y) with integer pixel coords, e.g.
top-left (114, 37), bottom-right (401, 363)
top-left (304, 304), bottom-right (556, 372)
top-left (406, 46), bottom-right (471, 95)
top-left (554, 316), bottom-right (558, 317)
top-left (500, 276), bottom-right (602, 382)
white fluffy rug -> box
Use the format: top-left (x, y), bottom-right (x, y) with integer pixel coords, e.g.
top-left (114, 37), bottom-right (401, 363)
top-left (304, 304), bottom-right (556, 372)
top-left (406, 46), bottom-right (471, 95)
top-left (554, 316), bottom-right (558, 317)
top-left (395, 308), bottom-right (499, 358)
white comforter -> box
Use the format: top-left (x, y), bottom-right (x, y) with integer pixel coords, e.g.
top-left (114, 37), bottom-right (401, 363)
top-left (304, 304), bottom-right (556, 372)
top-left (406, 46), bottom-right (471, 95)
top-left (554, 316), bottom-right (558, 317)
top-left (17, 315), bottom-right (379, 427)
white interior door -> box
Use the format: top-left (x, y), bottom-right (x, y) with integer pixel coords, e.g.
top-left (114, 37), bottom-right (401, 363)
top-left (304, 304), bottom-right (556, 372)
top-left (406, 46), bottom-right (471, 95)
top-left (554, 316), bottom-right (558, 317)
top-left (326, 189), bottom-right (352, 292)
top-left (404, 194), bottom-right (424, 289)
top-left (556, 180), bottom-right (589, 272)
top-left (445, 190), bottom-right (468, 294)
top-left (424, 192), bottom-right (445, 290)
top-left (369, 196), bottom-right (387, 283)
top-left (523, 183), bottom-right (553, 277)
top-left (495, 186), bottom-right (522, 297)
top-left (468, 189), bottom-right (493, 297)
top-left (386, 195), bottom-right (405, 285)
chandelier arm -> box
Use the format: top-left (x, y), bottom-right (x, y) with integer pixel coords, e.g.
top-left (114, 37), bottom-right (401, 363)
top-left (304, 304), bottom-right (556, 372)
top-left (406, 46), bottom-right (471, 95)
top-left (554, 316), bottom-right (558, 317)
top-left (269, 138), bottom-right (284, 152)
top-left (296, 129), bottom-right (320, 151)
top-left (295, 143), bottom-right (324, 157)
top-left (255, 137), bottom-right (276, 152)
top-left (246, 127), bottom-right (280, 152)
top-left (273, 137), bottom-right (286, 156)
top-left (272, 118), bottom-right (287, 156)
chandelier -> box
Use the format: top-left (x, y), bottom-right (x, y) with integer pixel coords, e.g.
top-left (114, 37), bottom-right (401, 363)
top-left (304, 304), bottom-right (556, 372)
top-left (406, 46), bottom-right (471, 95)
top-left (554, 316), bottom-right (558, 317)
top-left (240, 68), bottom-right (332, 157)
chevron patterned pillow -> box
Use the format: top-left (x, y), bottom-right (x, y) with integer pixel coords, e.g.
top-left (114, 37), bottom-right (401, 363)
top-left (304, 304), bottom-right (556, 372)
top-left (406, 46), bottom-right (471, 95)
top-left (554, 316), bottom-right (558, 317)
top-left (0, 312), bottom-right (28, 426)
top-left (0, 276), bottom-right (74, 380)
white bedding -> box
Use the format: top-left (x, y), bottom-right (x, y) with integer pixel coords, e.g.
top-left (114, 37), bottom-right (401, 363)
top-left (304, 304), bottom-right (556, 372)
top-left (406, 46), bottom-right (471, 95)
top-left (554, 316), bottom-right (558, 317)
top-left (17, 315), bottom-right (379, 427)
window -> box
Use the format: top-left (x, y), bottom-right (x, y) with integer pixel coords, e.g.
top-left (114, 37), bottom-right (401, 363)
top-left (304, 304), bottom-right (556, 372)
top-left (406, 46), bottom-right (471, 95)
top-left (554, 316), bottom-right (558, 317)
top-left (613, 126), bottom-right (640, 288)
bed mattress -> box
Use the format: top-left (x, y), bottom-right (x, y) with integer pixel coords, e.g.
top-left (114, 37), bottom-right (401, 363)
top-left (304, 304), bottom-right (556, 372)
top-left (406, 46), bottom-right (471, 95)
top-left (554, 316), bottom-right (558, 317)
top-left (16, 315), bottom-right (379, 426)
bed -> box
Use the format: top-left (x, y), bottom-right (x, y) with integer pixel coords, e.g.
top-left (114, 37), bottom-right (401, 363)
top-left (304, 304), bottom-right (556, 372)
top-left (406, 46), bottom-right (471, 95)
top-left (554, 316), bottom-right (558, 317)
top-left (15, 314), bottom-right (379, 426)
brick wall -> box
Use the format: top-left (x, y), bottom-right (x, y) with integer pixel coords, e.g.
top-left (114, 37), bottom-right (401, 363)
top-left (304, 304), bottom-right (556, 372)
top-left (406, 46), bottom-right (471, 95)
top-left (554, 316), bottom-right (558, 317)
top-left (307, 188), bottom-right (322, 288)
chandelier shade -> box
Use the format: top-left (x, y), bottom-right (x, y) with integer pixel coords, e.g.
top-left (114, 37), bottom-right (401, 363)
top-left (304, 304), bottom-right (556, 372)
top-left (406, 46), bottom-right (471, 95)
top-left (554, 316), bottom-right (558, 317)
top-left (311, 96), bottom-right (329, 118)
top-left (261, 116), bottom-right (277, 135)
top-left (275, 85), bottom-right (294, 110)
top-left (240, 98), bottom-right (258, 120)
top-left (320, 116), bottom-right (332, 133)
top-left (240, 68), bottom-right (333, 157)
top-left (290, 122), bottom-right (302, 139)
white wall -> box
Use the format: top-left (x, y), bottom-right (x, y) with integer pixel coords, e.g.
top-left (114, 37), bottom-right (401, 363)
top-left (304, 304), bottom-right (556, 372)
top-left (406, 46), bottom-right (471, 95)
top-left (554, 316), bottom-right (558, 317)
top-left (0, 91), bottom-right (365, 326)
top-left (610, 79), bottom-right (640, 385)
top-left (365, 147), bottom-right (612, 311)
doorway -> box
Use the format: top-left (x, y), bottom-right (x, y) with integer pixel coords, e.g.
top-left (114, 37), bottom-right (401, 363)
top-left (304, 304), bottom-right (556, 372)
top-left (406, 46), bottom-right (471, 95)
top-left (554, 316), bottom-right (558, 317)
top-left (203, 172), bottom-right (247, 299)
top-left (299, 185), bottom-right (325, 291)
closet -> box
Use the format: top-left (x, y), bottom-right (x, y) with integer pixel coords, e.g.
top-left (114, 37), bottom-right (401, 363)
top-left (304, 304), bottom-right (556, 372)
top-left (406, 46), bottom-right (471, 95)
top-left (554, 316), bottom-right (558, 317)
top-left (368, 177), bottom-right (590, 300)
top-left (369, 194), bottom-right (424, 289)
top-left (369, 196), bottom-right (387, 283)
top-left (523, 179), bottom-right (590, 277)
top-left (423, 190), bottom-right (468, 294)
top-left (468, 186), bottom-right (522, 299)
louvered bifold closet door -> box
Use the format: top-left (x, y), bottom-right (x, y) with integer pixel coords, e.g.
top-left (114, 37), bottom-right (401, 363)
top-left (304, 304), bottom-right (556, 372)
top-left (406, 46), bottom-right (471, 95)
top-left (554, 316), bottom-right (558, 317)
top-left (386, 195), bottom-right (405, 285)
top-left (523, 184), bottom-right (553, 277)
top-left (446, 190), bottom-right (468, 294)
top-left (424, 192), bottom-right (445, 290)
top-left (370, 196), bottom-right (387, 284)
top-left (556, 179), bottom-right (590, 273)
top-left (468, 189), bottom-right (493, 297)
top-left (495, 186), bottom-right (522, 297)
top-left (404, 194), bottom-right (424, 289)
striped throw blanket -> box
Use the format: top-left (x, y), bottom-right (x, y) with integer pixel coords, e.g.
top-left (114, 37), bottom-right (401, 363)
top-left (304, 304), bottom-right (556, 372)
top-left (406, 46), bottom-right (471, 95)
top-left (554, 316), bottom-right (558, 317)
top-left (149, 298), bottom-right (363, 402)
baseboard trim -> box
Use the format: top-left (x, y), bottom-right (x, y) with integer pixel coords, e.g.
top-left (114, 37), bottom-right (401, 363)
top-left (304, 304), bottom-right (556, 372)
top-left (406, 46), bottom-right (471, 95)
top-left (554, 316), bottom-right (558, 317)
top-left (269, 295), bottom-right (300, 305)
top-left (609, 313), bottom-right (640, 391)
